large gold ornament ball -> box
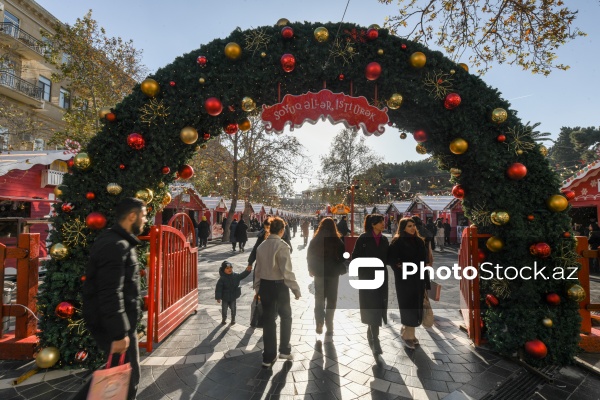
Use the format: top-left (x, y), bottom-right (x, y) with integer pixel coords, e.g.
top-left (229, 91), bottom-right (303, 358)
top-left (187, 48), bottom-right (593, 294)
top-left (567, 284), bottom-right (586, 302)
top-left (409, 52), bottom-right (427, 68)
top-left (224, 42), bottom-right (242, 60)
top-left (98, 106), bottom-right (112, 119)
top-left (539, 145), bottom-right (548, 157)
top-left (239, 118), bottom-right (252, 132)
top-left (36, 347), bottom-right (60, 369)
top-left (241, 97), bottom-right (256, 112)
top-left (386, 93), bottom-right (403, 110)
top-left (542, 318), bottom-right (553, 328)
top-left (449, 138), bottom-right (469, 154)
top-left (458, 63), bottom-right (469, 72)
top-left (486, 236), bottom-right (504, 252)
top-left (450, 168), bottom-right (462, 177)
top-left (491, 108), bottom-right (508, 124)
top-left (314, 27), bottom-right (329, 42)
top-left (50, 243), bottom-right (69, 260)
top-left (107, 182), bottom-right (122, 195)
top-left (140, 78), bottom-right (160, 97)
top-left (180, 126), bottom-right (198, 144)
top-left (135, 188), bottom-right (154, 203)
top-left (416, 144), bottom-right (427, 154)
top-left (490, 211), bottom-right (510, 226)
top-left (547, 194), bottom-right (569, 212)
top-left (162, 192), bottom-right (172, 206)
top-left (73, 153), bottom-right (91, 171)
top-left (53, 186), bottom-right (63, 197)
top-left (276, 18), bottom-right (290, 26)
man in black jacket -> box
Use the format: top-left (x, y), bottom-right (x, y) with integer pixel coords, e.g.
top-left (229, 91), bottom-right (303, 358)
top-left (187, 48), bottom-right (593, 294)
top-left (83, 198), bottom-right (147, 400)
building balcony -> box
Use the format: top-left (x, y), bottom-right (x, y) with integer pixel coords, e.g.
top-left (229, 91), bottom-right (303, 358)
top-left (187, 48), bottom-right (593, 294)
top-left (0, 70), bottom-right (44, 107)
top-left (0, 22), bottom-right (48, 59)
top-left (41, 169), bottom-right (65, 187)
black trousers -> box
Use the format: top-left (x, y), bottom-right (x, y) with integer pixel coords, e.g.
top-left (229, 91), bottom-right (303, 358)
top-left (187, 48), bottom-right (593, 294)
top-left (259, 279), bottom-right (292, 362)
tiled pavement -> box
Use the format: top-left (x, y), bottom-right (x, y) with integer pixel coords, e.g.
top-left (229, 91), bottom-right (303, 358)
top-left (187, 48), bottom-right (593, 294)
top-left (2, 234), bottom-right (600, 399)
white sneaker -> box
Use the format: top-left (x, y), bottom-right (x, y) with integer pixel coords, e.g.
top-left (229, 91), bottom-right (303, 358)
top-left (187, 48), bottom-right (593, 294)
top-left (262, 357), bottom-right (277, 367)
top-left (278, 353), bottom-right (294, 361)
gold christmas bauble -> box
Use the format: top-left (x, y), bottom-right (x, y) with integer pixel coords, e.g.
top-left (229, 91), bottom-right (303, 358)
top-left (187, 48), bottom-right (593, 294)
top-left (36, 347), bottom-right (60, 369)
top-left (50, 243), bottom-right (69, 260)
top-left (276, 18), bottom-right (290, 26)
top-left (450, 69), bottom-right (456, 74)
top-left (400, 133), bottom-right (407, 139)
top-left (224, 42), bottom-right (242, 60)
top-left (314, 27), bottom-right (329, 42)
top-left (377, 49), bottom-right (384, 56)
top-left (458, 63), bottom-right (469, 72)
top-left (449, 138), bottom-right (469, 154)
top-left (135, 188), bottom-right (154, 203)
top-left (107, 182), bottom-right (122, 195)
top-left (542, 318), bottom-right (553, 328)
top-left (347, 46), bottom-right (354, 53)
top-left (200, 144), bottom-right (207, 149)
top-left (158, 182), bottom-right (165, 188)
top-left (162, 192), bottom-right (172, 206)
top-left (53, 186), bottom-right (63, 197)
top-left (567, 284), bottom-right (586, 302)
top-left (547, 194), bottom-right (568, 212)
top-left (98, 107), bottom-right (111, 119)
top-left (491, 108), bottom-right (508, 124)
top-left (386, 93), bottom-right (403, 110)
top-left (241, 97), bottom-right (256, 112)
top-left (516, 149), bottom-right (524, 155)
top-left (450, 168), bottom-right (462, 177)
top-left (199, 77), bottom-right (206, 84)
top-left (239, 118), bottom-right (251, 132)
top-left (486, 236), bottom-right (504, 252)
top-left (140, 78), bottom-right (160, 97)
top-left (180, 126), bottom-right (198, 144)
top-left (368, 24), bottom-right (381, 30)
top-left (73, 153), bottom-right (91, 171)
top-left (409, 52), bottom-right (427, 68)
top-left (416, 144), bottom-right (427, 154)
top-left (539, 145), bottom-right (548, 157)
top-left (490, 211), bottom-right (510, 226)
top-left (261, 52), bottom-right (267, 58)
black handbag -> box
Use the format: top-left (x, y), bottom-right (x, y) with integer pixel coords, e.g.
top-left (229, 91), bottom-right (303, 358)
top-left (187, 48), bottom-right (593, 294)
top-left (250, 297), bottom-right (263, 328)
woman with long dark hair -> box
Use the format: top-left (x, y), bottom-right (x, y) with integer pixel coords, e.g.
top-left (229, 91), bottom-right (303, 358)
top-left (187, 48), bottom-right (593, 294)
top-left (307, 217), bottom-right (345, 335)
top-left (351, 214), bottom-right (389, 356)
top-left (388, 217), bottom-right (430, 349)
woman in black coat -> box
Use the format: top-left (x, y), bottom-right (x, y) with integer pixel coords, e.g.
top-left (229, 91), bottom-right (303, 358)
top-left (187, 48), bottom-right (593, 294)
top-left (236, 219), bottom-right (249, 252)
top-left (387, 217), bottom-right (430, 349)
top-left (351, 213), bottom-right (389, 355)
top-left (307, 217), bottom-right (345, 335)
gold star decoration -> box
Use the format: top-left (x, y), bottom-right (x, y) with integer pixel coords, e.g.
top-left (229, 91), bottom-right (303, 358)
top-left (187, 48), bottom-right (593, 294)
top-left (329, 37), bottom-right (357, 66)
top-left (490, 278), bottom-right (511, 299)
top-left (61, 217), bottom-right (88, 248)
top-left (506, 122), bottom-right (548, 155)
top-left (554, 239), bottom-right (580, 271)
top-left (244, 28), bottom-right (270, 56)
top-left (423, 70), bottom-right (454, 100)
top-left (68, 318), bottom-right (89, 335)
top-left (139, 99), bottom-right (170, 126)
top-left (370, 98), bottom-right (384, 109)
top-left (467, 202), bottom-right (491, 227)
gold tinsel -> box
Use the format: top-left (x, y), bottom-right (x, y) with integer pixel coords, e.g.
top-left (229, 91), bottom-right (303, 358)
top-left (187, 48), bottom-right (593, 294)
top-left (68, 318), bottom-right (89, 335)
top-left (61, 218), bottom-right (88, 248)
top-left (423, 70), bottom-right (454, 100)
top-left (554, 239), bottom-right (580, 271)
top-left (468, 202), bottom-right (491, 227)
top-left (370, 98), bottom-right (384, 109)
top-left (329, 37), bottom-right (357, 66)
top-left (490, 278), bottom-right (511, 299)
top-left (139, 99), bottom-right (170, 126)
top-left (506, 122), bottom-right (548, 156)
top-left (243, 28), bottom-right (270, 55)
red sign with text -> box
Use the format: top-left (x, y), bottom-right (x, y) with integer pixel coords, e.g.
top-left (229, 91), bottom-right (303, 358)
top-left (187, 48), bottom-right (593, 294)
top-left (261, 89), bottom-right (389, 136)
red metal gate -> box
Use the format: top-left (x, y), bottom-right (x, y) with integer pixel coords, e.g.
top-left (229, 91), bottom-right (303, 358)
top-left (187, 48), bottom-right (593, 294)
top-left (141, 214), bottom-right (198, 352)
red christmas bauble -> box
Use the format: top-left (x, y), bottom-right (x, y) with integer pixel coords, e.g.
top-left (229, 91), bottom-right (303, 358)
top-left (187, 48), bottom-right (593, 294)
top-left (413, 130), bottom-right (428, 143)
top-left (55, 301), bottom-right (76, 319)
top-left (452, 185), bottom-right (465, 199)
top-left (401, 43), bottom-right (407, 50)
top-left (527, 214), bottom-right (535, 221)
top-left (563, 232), bottom-right (572, 238)
top-left (75, 350), bottom-right (88, 362)
top-left (127, 133), bottom-right (145, 150)
top-left (366, 28), bottom-right (379, 41)
top-left (61, 203), bottom-right (73, 213)
top-left (530, 242), bottom-right (551, 258)
top-left (142, 295), bottom-right (149, 311)
top-left (204, 97), bottom-right (223, 116)
top-left (546, 293), bottom-right (561, 306)
top-left (85, 192), bottom-right (95, 200)
top-left (281, 26), bottom-right (294, 39)
top-left (169, 81), bottom-right (176, 87)
top-left (444, 93), bottom-right (462, 109)
top-left (485, 294), bottom-right (499, 307)
top-left (67, 159), bottom-right (74, 168)
top-left (506, 162), bottom-right (527, 180)
top-left (224, 122), bottom-right (238, 134)
top-left (365, 62), bottom-right (382, 81)
top-left (203, 133), bottom-right (210, 140)
top-left (119, 164), bottom-right (126, 170)
top-left (161, 166), bottom-right (170, 174)
top-left (478, 249), bottom-right (486, 262)
top-left (562, 190), bottom-right (575, 201)
top-left (139, 269), bottom-right (146, 278)
top-left (80, 275), bottom-right (86, 282)
top-left (197, 56), bottom-right (207, 66)
top-left (178, 165), bottom-right (194, 180)
top-left (105, 112), bottom-right (116, 122)
top-left (338, 74), bottom-right (345, 81)
top-left (497, 134), bottom-right (506, 143)
top-left (86, 212), bottom-right (107, 230)
top-left (524, 339), bottom-right (547, 359)
top-left (280, 54), bottom-right (296, 73)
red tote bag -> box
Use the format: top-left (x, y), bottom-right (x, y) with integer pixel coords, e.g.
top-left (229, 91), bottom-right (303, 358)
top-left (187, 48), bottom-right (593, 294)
top-left (87, 353), bottom-right (131, 400)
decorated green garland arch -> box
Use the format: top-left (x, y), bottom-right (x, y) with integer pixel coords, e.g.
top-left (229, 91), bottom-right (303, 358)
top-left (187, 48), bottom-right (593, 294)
top-left (38, 20), bottom-right (581, 369)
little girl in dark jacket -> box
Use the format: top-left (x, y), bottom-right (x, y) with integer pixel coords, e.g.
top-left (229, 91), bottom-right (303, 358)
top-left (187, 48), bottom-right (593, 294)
top-left (215, 261), bottom-right (252, 325)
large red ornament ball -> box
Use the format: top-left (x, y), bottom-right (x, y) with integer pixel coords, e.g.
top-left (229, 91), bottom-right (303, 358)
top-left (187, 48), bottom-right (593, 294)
top-left (61, 203), bottom-right (73, 213)
top-left (280, 54), bottom-right (296, 73)
top-left (444, 93), bottom-right (462, 109)
top-left (67, 159), bottom-right (74, 169)
top-left (452, 185), bottom-right (465, 199)
top-left (204, 97), bottom-right (223, 116)
top-left (524, 339), bottom-right (548, 359)
top-left (55, 301), bottom-right (76, 319)
top-left (86, 212), bottom-right (107, 230)
top-left (127, 133), bottom-right (145, 150)
top-left (75, 350), bottom-right (88, 363)
top-left (546, 293), bottom-right (561, 306)
top-left (365, 62), bottom-right (382, 81)
top-left (413, 130), bottom-right (428, 143)
top-left (105, 112), bottom-right (116, 122)
top-left (562, 190), bottom-right (576, 201)
top-left (281, 26), bottom-right (294, 39)
top-left (161, 166), bottom-right (170, 175)
top-left (485, 294), bottom-right (499, 307)
top-left (530, 242), bottom-right (551, 258)
top-left (366, 28), bottom-right (379, 41)
top-left (224, 122), bottom-right (238, 134)
top-left (85, 192), bottom-right (95, 201)
top-left (506, 162), bottom-right (527, 180)
top-left (197, 56), bottom-right (207, 67)
top-left (178, 165), bottom-right (194, 180)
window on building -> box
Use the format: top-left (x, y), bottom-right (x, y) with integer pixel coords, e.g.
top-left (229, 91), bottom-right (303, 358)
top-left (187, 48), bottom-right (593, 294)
top-left (0, 128), bottom-right (9, 150)
top-left (59, 88), bottom-right (70, 109)
top-left (3, 11), bottom-right (20, 27)
top-left (33, 139), bottom-right (44, 151)
top-left (61, 53), bottom-right (70, 65)
top-left (37, 76), bottom-right (51, 101)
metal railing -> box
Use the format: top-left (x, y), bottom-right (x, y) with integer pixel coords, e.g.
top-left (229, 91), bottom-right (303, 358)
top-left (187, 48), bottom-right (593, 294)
top-left (0, 70), bottom-right (43, 100)
top-left (0, 23), bottom-right (48, 57)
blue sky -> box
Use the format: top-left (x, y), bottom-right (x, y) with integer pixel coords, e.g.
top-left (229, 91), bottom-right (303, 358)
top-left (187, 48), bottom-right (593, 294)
top-left (36, 0), bottom-right (600, 192)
